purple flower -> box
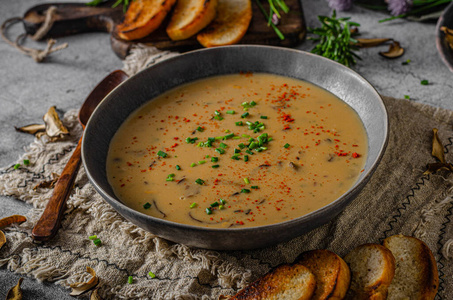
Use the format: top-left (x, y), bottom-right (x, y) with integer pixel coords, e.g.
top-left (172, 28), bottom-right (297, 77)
top-left (387, 0), bottom-right (413, 16)
top-left (326, 0), bottom-right (353, 11)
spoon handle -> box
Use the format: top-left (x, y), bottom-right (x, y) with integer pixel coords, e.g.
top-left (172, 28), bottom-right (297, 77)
top-left (32, 138), bottom-right (82, 241)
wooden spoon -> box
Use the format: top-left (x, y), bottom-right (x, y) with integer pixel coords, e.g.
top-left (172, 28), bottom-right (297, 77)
top-left (32, 70), bottom-right (129, 241)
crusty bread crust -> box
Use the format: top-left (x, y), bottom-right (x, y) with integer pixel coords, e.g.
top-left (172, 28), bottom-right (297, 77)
top-left (344, 243), bottom-right (395, 300)
top-left (167, 0), bottom-right (218, 41)
top-left (229, 263), bottom-right (316, 300)
top-left (197, 0), bottom-right (252, 47)
top-left (116, 0), bottom-right (176, 41)
top-left (383, 235), bottom-right (439, 300)
top-left (296, 249), bottom-right (351, 300)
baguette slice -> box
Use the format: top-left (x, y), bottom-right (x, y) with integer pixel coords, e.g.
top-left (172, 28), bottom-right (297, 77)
top-left (296, 249), bottom-right (351, 300)
top-left (197, 0), bottom-right (252, 47)
top-left (116, 0), bottom-right (177, 41)
top-left (383, 235), bottom-right (439, 300)
top-left (166, 0), bottom-right (218, 41)
top-left (344, 244), bottom-right (396, 300)
top-left (229, 263), bottom-right (316, 300)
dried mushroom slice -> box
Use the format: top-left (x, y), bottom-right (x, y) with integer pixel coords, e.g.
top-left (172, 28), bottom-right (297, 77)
top-left (6, 278), bottom-right (23, 300)
top-left (0, 215), bottom-right (27, 230)
top-left (33, 173), bottom-right (60, 190)
top-left (432, 128), bottom-right (446, 163)
top-left (43, 106), bottom-right (69, 140)
top-left (0, 230), bottom-right (6, 250)
top-left (379, 41), bottom-right (404, 58)
top-left (69, 266), bottom-right (99, 296)
top-left (91, 288), bottom-right (103, 300)
top-left (440, 26), bottom-right (453, 49)
top-left (356, 38), bottom-right (392, 48)
top-left (14, 124), bottom-right (46, 135)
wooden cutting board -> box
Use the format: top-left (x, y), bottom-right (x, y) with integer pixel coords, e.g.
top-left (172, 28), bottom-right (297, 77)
top-left (22, 0), bottom-right (306, 59)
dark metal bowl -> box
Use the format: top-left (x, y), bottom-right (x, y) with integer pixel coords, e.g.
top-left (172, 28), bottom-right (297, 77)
top-left (82, 45), bottom-right (388, 250)
top-left (436, 2), bottom-right (453, 73)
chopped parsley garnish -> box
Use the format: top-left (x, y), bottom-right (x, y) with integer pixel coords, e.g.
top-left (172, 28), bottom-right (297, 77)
top-left (143, 202), bottom-right (151, 209)
top-left (195, 178), bottom-right (205, 185)
top-left (157, 150), bottom-right (168, 158)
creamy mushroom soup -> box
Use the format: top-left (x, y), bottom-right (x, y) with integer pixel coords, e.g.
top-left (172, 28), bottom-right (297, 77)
top-left (107, 73), bottom-right (367, 228)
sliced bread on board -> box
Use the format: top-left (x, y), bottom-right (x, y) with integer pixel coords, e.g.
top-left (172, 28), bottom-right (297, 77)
top-left (197, 0), bottom-right (252, 47)
top-left (166, 0), bottom-right (218, 41)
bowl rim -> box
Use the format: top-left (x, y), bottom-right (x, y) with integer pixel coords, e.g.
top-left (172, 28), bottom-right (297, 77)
top-left (82, 45), bottom-right (389, 234)
top-left (436, 1), bottom-right (453, 73)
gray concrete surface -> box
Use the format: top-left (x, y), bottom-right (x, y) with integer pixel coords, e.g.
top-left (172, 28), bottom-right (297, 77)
top-left (1, 0), bottom-right (452, 298)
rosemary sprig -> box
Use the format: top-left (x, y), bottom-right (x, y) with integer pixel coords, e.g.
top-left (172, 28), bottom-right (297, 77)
top-left (86, 0), bottom-right (130, 13)
top-left (308, 11), bottom-right (361, 67)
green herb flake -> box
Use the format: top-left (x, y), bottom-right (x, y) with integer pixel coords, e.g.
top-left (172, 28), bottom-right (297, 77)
top-left (235, 121), bottom-right (243, 126)
top-left (143, 202), bottom-right (152, 209)
top-left (219, 143), bottom-right (228, 149)
top-left (211, 157), bottom-right (219, 162)
top-left (206, 207), bottom-right (213, 215)
top-left (88, 235), bottom-right (97, 240)
top-left (190, 162), bottom-right (197, 167)
top-left (244, 155), bottom-right (249, 162)
top-left (284, 143), bottom-right (290, 148)
top-left (251, 186), bottom-right (259, 189)
top-left (260, 116), bottom-right (268, 119)
top-left (404, 95), bottom-right (410, 100)
top-left (23, 159), bottom-right (30, 165)
top-left (198, 160), bottom-right (206, 165)
top-left (195, 178), bottom-right (205, 185)
top-left (13, 163), bottom-right (20, 170)
top-left (127, 276), bottom-right (133, 284)
top-left (212, 164), bottom-right (220, 168)
top-left (190, 202), bottom-right (197, 208)
top-left (241, 188), bottom-right (251, 193)
top-left (196, 126), bottom-right (204, 132)
top-left (176, 165), bottom-right (181, 170)
top-left (241, 112), bottom-right (250, 118)
top-left (421, 80), bottom-right (429, 85)
top-left (226, 110), bottom-right (235, 114)
top-left (402, 59), bottom-right (411, 65)
top-left (157, 150), bottom-right (168, 158)
top-left (148, 271), bottom-right (156, 278)
top-left (210, 202), bottom-right (219, 207)
top-left (93, 238), bottom-right (102, 247)
top-left (215, 148), bottom-right (225, 154)
top-left (244, 177), bottom-right (250, 184)
top-left (219, 199), bottom-right (226, 205)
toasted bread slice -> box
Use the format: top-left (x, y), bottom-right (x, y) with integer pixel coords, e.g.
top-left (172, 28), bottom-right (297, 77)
top-left (197, 0), bottom-right (252, 47)
top-left (166, 0), bottom-right (218, 41)
top-left (229, 263), bottom-right (316, 300)
top-left (344, 244), bottom-right (395, 300)
top-left (296, 249), bottom-right (350, 300)
top-left (116, 0), bottom-right (177, 41)
top-left (383, 235), bottom-right (439, 300)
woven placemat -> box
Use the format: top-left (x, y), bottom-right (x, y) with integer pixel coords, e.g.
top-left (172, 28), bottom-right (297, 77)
top-left (1, 48), bottom-right (452, 299)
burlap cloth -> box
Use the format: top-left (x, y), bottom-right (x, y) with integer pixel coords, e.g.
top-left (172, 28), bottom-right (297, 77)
top-left (1, 48), bottom-right (453, 299)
